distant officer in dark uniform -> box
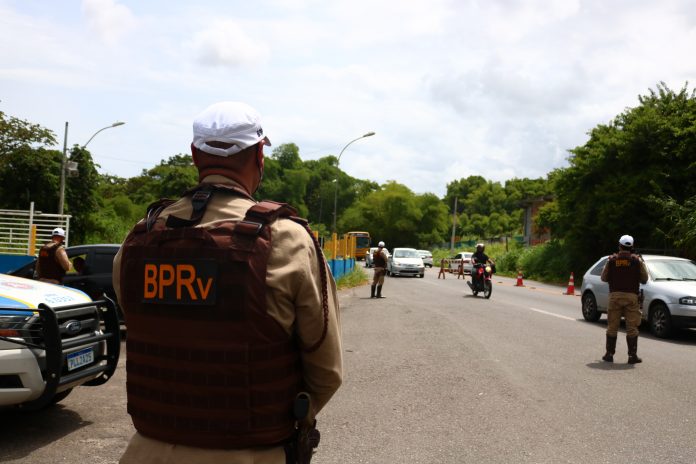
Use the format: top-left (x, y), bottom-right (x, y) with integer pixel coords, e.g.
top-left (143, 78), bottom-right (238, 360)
top-left (371, 241), bottom-right (387, 298)
top-left (35, 227), bottom-right (71, 284)
top-left (113, 101), bottom-right (342, 464)
top-left (600, 234), bottom-right (649, 364)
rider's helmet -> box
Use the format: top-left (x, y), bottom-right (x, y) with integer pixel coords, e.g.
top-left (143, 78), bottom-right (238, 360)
top-left (476, 243), bottom-right (484, 252)
top-left (378, 241), bottom-right (385, 248)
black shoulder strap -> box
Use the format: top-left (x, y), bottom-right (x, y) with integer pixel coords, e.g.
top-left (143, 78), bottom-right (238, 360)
top-left (164, 184), bottom-right (255, 229)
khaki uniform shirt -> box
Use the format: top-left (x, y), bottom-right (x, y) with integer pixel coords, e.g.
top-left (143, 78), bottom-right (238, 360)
top-left (113, 175), bottom-right (343, 464)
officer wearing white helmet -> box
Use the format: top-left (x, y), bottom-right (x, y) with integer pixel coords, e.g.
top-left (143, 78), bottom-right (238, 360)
top-left (600, 234), bottom-right (648, 364)
top-left (35, 227), bottom-right (71, 284)
top-left (371, 241), bottom-right (388, 298)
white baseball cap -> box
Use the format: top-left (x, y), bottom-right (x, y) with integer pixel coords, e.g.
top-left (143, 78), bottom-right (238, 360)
top-left (378, 241), bottom-right (385, 247)
top-left (192, 101), bottom-right (271, 157)
top-left (619, 234), bottom-right (634, 247)
top-left (52, 227), bottom-right (66, 237)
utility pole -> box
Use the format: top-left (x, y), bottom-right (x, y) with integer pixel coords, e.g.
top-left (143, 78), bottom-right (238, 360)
top-left (450, 196), bottom-right (458, 252)
top-left (58, 122), bottom-right (69, 215)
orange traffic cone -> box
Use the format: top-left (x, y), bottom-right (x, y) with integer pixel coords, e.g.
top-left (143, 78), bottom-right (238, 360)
top-left (515, 270), bottom-right (524, 287)
top-left (565, 272), bottom-right (575, 295)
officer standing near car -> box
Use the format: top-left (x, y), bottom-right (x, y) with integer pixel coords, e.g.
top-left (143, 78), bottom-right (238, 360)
top-left (113, 101), bottom-right (343, 464)
top-left (35, 227), bottom-right (71, 284)
top-left (600, 234), bottom-right (649, 364)
top-left (371, 241), bottom-right (387, 298)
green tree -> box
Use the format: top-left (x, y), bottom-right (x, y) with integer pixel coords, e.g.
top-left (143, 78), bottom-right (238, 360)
top-left (0, 110), bottom-right (56, 157)
top-left (0, 111), bottom-right (61, 212)
top-left (552, 82), bottom-right (696, 270)
top-left (340, 182), bottom-right (448, 248)
top-left (657, 195), bottom-right (696, 257)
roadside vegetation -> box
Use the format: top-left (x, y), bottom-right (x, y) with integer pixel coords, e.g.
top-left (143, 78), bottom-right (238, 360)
top-left (336, 266), bottom-right (369, 290)
top-left (432, 242), bottom-right (573, 284)
top-left (1, 83), bottom-right (694, 286)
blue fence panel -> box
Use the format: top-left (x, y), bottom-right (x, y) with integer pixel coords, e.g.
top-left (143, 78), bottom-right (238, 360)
top-left (328, 258), bottom-right (355, 279)
top-left (0, 254), bottom-right (35, 274)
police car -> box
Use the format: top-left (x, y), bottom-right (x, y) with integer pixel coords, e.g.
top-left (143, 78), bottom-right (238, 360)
top-left (0, 273), bottom-right (120, 409)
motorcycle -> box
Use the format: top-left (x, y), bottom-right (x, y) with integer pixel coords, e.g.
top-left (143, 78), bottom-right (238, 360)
top-left (467, 262), bottom-right (493, 298)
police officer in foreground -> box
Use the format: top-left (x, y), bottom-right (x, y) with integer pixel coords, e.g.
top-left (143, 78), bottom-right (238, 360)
top-left (113, 101), bottom-right (343, 464)
top-left (370, 241), bottom-right (387, 298)
top-left (35, 227), bottom-right (71, 284)
top-left (600, 234), bottom-right (649, 364)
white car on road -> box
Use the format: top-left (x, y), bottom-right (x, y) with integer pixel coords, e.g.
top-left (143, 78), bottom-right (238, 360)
top-left (387, 248), bottom-right (425, 278)
top-left (450, 252), bottom-right (473, 274)
top-left (365, 247), bottom-right (390, 268)
top-left (417, 250), bottom-right (433, 268)
top-left (580, 254), bottom-right (696, 338)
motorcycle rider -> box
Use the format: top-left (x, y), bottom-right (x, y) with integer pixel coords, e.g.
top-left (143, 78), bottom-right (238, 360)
top-left (471, 243), bottom-right (494, 290)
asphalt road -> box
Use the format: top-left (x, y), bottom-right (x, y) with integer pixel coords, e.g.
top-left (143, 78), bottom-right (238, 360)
top-left (1, 267), bottom-right (695, 463)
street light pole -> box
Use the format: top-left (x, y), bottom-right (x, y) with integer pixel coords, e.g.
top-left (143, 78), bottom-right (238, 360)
top-left (58, 121), bottom-right (126, 215)
top-left (82, 121), bottom-right (125, 149)
top-left (332, 131), bottom-right (375, 233)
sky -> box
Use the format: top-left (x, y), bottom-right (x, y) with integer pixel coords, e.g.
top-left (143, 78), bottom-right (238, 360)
top-left (1, 0), bottom-right (694, 197)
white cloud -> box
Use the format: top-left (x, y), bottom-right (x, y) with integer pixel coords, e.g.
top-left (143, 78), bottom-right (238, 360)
top-left (188, 20), bottom-right (270, 68)
top-left (2, 0), bottom-right (696, 196)
top-left (81, 0), bottom-right (137, 46)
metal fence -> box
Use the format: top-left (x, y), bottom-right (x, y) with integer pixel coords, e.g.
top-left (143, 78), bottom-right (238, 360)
top-left (0, 203), bottom-right (71, 256)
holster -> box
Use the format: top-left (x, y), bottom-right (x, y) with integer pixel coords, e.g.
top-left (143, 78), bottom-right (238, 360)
top-left (285, 421), bottom-right (320, 464)
top-left (285, 392), bottom-right (321, 464)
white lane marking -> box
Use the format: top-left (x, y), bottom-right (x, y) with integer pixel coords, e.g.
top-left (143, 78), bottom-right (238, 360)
top-left (528, 307), bottom-right (576, 321)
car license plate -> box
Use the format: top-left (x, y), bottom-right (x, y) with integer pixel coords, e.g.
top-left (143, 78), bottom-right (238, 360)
top-left (67, 348), bottom-right (94, 371)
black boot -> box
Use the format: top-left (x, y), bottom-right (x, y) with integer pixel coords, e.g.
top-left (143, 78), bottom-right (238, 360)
top-left (627, 336), bottom-right (642, 364)
top-left (376, 285), bottom-right (384, 298)
top-left (370, 285), bottom-right (376, 298)
top-left (602, 334), bottom-right (617, 362)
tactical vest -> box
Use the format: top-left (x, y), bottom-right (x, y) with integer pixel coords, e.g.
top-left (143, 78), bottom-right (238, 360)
top-left (606, 252), bottom-right (641, 294)
top-left (119, 185), bottom-right (328, 449)
top-left (38, 242), bottom-right (66, 282)
top-left (373, 249), bottom-right (387, 268)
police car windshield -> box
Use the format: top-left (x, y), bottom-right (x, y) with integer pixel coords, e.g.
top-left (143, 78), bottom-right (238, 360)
top-left (648, 259), bottom-right (696, 281)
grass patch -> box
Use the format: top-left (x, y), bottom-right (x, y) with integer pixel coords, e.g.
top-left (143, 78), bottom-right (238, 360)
top-left (336, 266), bottom-right (370, 290)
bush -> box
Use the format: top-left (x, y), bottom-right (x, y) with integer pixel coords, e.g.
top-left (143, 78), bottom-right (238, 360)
top-left (336, 266), bottom-right (369, 290)
top-left (495, 240), bottom-right (574, 284)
